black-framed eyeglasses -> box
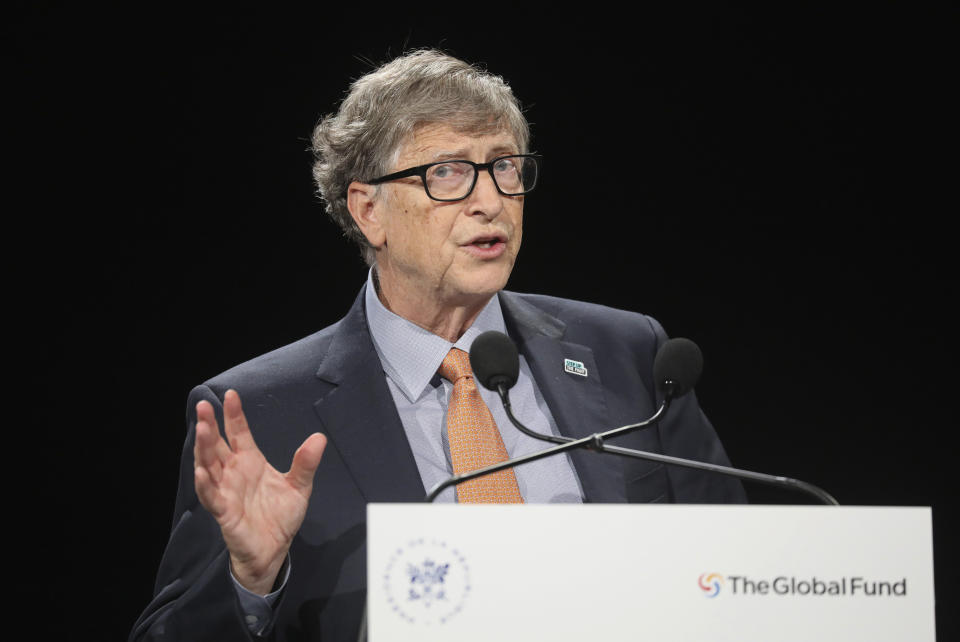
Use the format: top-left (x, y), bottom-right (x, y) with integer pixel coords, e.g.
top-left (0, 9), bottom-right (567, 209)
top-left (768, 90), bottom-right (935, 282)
top-left (366, 154), bottom-right (540, 202)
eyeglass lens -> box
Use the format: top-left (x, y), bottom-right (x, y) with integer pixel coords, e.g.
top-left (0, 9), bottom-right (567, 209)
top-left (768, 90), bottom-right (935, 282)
top-left (425, 156), bottom-right (537, 200)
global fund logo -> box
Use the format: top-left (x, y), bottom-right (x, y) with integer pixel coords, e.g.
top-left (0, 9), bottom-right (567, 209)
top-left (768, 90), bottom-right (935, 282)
top-left (698, 573), bottom-right (723, 597)
top-left (698, 573), bottom-right (908, 598)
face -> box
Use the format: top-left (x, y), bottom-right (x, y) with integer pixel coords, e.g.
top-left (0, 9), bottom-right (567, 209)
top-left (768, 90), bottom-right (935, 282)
top-left (362, 124), bottom-right (525, 313)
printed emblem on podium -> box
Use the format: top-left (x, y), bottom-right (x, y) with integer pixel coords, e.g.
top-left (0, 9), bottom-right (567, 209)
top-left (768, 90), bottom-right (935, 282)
top-left (382, 538), bottom-right (471, 625)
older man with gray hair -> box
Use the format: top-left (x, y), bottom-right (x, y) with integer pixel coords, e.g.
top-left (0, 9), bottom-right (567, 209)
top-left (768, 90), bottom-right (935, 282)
top-left (131, 49), bottom-right (744, 642)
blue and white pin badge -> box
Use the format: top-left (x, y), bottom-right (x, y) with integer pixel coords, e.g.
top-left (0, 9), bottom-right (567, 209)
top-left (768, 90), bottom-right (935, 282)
top-left (564, 358), bottom-right (588, 377)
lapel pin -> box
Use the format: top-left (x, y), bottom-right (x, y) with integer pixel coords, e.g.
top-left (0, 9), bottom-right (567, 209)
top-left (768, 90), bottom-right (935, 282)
top-left (564, 358), bottom-right (588, 377)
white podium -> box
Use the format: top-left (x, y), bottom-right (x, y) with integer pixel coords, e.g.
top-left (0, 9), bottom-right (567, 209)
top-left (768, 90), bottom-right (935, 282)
top-left (367, 504), bottom-right (934, 641)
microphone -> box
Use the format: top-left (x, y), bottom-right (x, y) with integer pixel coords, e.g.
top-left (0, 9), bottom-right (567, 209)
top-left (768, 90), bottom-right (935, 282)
top-left (473, 330), bottom-right (701, 402)
top-left (470, 329), bottom-right (520, 393)
top-left (653, 337), bottom-right (703, 399)
top-left (468, 331), bottom-right (695, 449)
top-left (437, 331), bottom-right (838, 506)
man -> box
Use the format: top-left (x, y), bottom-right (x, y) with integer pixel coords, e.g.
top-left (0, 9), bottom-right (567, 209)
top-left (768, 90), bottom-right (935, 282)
top-left (130, 49), bottom-right (745, 642)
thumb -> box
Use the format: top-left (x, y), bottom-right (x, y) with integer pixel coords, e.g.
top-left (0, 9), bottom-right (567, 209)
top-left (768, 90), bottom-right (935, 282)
top-left (288, 432), bottom-right (327, 492)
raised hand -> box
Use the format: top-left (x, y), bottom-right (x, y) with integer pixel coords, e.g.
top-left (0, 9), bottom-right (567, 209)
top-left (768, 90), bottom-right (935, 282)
top-left (193, 389), bottom-right (327, 595)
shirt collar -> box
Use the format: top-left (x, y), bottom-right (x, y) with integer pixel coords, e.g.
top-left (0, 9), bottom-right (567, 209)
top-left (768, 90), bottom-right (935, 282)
top-left (364, 269), bottom-right (508, 402)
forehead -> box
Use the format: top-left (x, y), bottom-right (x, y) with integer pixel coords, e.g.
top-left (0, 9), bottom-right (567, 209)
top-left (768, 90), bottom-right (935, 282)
top-left (395, 123), bottom-right (519, 166)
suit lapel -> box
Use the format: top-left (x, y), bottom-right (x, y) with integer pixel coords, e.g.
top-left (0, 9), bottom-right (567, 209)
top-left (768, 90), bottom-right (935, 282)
top-left (500, 292), bottom-right (626, 503)
top-left (312, 286), bottom-right (426, 503)
top-left (311, 287), bottom-right (628, 504)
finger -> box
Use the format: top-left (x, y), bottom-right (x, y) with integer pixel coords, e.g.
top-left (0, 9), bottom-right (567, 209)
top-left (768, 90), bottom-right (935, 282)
top-left (194, 419), bottom-right (227, 483)
top-left (194, 466), bottom-right (228, 518)
top-left (222, 389), bottom-right (257, 452)
top-left (288, 433), bottom-right (327, 493)
top-left (195, 399), bottom-right (227, 446)
top-left (195, 398), bottom-right (218, 426)
top-left (194, 399), bottom-right (231, 456)
top-left (195, 401), bottom-right (232, 460)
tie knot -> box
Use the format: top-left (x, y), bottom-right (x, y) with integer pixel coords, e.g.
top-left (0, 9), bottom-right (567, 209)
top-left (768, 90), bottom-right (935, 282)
top-left (438, 347), bottom-right (473, 383)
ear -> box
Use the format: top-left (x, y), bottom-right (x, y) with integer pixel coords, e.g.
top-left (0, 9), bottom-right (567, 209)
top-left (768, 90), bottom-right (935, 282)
top-left (346, 181), bottom-right (387, 248)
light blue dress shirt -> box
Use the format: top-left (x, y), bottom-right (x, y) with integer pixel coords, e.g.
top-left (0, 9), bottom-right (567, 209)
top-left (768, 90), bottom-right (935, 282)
top-left (363, 270), bottom-right (583, 503)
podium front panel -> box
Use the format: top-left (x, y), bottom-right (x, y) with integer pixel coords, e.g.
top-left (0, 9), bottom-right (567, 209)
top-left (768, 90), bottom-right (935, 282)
top-left (367, 504), bottom-right (934, 641)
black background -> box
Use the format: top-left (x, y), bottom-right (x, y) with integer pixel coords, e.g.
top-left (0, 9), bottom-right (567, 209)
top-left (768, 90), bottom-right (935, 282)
top-left (10, 4), bottom-right (955, 639)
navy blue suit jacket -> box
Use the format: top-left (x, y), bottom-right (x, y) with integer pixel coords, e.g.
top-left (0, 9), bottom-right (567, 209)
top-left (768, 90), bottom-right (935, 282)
top-left (130, 287), bottom-right (745, 641)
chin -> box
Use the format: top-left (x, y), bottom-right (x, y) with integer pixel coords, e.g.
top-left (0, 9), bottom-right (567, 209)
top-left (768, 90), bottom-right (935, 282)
top-left (451, 269), bottom-right (512, 301)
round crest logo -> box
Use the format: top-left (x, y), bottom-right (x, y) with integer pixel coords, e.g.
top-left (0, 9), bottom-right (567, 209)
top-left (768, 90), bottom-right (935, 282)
top-left (699, 572), bottom-right (723, 597)
top-left (382, 538), bottom-right (470, 625)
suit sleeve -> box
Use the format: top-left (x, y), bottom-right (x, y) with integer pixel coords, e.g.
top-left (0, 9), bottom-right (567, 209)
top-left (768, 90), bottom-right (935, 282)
top-left (129, 385), bottom-right (262, 642)
top-left (645, 316), bottom-right (748, 504)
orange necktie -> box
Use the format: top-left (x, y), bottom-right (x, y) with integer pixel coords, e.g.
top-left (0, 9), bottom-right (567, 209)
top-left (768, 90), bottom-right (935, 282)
top-left (438, 347), bottom-right (524, 503)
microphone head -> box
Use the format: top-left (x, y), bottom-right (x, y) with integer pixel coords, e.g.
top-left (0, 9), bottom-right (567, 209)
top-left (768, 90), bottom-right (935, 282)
top-left (654, 337), bottom-right (703, 399)
top-left (469, 330), bottom-right (520, 391)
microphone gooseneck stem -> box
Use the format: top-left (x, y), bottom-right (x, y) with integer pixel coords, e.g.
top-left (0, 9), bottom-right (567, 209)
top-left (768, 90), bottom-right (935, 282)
top-left (495, 387), bottom-right (839, 506)
top-left (595, 439), bottom-right (839, 505)
top-left (495, 382), bottom-right (669, 447)
top-left (424, 399), bottom-right (672, 502)
top-left (496, 382), bottom-right (567, 445)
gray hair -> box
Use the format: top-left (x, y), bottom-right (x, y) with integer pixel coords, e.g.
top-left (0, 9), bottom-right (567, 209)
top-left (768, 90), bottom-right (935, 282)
top-left (310, 49), bottom-right (531, 266)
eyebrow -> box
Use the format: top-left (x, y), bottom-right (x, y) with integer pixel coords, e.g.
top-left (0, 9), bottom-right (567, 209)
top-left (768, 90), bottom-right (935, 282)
top-left (429, 149), bottom-right (470, 162)
top-left (428, 145), bottom-right (520, 162)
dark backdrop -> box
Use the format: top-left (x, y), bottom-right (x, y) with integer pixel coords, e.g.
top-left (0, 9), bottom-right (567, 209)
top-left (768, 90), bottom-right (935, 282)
top-left (10, 4), bottom-right (955, 639)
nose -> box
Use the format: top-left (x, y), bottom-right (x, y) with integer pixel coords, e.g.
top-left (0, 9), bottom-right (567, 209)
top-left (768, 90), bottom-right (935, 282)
top-left (465, 168), bottom-right (505, 220)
